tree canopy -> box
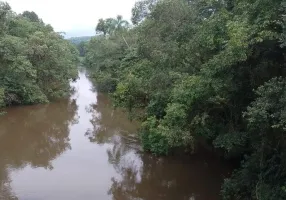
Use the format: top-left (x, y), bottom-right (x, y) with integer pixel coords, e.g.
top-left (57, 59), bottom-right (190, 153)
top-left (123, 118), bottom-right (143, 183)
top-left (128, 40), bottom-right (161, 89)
top-left (85, 0), bottom-right (286, 199)
top-left (0, 1), bottom-right (78, 109)
top-left (95, 15), bottom-right (130, 36)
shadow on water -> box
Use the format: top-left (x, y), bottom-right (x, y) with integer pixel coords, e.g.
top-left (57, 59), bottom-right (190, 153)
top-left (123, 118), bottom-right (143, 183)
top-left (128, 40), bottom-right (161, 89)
top-left (0, 69), bottom-right (231, 200)
top-left (84, 76), bottom-right (231, 200)
top-left (0, 99), bottom-right (78, 199)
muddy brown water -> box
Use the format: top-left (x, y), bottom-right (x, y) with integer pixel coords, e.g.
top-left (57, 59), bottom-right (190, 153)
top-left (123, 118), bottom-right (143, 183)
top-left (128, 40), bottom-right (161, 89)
top-left (0, 69), bottom-right (231, 200)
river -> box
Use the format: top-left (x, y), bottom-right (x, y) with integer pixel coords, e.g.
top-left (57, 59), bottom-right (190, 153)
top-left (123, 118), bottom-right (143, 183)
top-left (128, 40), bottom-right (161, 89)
top-left (0, 69), bottom-right (230, 200)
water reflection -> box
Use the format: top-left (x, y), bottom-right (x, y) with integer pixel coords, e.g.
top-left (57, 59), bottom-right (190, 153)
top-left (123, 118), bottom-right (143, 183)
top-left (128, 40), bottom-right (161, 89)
top-left (87, 88), bottom-right (230, 200)
top-left (108, 151), bottom-right (230, 200)
top-left (0, 98), bottom-right (78, 199)
top-left (0, 167), bottom-right (15, 200)
top-left (0, 69), bottom-right (230, 200)
top-left (85, 93), bottom-right (139, 146)
top-left (0, 100), bottom-right (77, 167)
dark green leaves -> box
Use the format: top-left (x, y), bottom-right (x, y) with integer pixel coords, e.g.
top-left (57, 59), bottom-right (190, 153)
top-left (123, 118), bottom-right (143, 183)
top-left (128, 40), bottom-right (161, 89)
top-left (85, 0), bottom-right (286, 198)
top-left (0, 1), bottom-right (78, 107)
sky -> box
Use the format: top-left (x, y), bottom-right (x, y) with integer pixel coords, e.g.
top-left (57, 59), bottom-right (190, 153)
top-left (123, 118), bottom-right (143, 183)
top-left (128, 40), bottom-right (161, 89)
top-left (5, 0), bottom-right (136, 38)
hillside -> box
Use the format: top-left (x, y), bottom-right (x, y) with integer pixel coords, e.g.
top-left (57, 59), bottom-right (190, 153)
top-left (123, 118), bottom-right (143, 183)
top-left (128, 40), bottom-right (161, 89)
top-left (68, 36), bottom-right (92, 45)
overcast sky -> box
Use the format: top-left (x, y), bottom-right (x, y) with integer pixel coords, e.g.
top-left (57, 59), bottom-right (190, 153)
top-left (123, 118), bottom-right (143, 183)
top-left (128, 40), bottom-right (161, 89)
top-left (6, 0), bottom-right (136, 38)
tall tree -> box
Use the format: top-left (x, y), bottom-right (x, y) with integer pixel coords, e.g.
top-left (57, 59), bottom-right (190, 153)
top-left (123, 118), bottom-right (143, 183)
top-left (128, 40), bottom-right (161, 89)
top-left (96, 16), bottom-right (129, 36)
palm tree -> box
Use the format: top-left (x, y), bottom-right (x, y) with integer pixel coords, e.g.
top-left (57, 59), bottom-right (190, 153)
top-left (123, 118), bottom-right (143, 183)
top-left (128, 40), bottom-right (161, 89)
top-left (114, 15), bottom-right (129, 32)
top-left (95, 16), bottom-right (130, 47)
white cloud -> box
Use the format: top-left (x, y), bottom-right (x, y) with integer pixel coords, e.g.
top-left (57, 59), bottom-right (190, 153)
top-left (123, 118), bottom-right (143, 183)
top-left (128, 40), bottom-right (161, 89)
top-left (5, 0), bottom-right (136, 37)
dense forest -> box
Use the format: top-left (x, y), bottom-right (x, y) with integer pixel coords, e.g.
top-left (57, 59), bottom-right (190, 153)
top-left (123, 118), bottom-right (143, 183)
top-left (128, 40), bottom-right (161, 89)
top-left (68, 36), bottom-right (92, 57)
top-left (85, 0), bottom-right (286, 199)
top-left (0, 1), bottom-right (78, 110)
top-left (68, 37), bottom-right (89, 57)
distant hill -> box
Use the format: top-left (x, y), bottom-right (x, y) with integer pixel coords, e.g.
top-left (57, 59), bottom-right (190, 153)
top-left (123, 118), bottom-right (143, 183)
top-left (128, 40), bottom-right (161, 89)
top-left (68, 36), bottom-right (92, 45)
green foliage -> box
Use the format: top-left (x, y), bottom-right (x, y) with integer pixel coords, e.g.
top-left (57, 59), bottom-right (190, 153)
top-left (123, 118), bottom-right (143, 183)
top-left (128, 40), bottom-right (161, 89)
top-left (113, 74), bottom-right (147, 111)
top-left (222, 78), bottom-right (286, 200)
top-left (95, 15), bottom-right (129, 36)
top-left (131, 0), bottom-right (157, 25)
top-left (0, 2), bottom-right (10, 35)
top-left (140, 116), bottom-right (169, 155)
top-left (246, 77), bottom-right (286, 132)
top-left (0, 1), bottom-right (78, 107)
top-left (85, 0), bottom-right (286, 198)
top-left (76, 41), bottom-right (87, 57)
top-left (85, 17), bottom-right (134, 94)
top-left (21, 11), bottom-right (41, 22)
top-left (93, 72), bottom-right (118, 93)
top-left (68, 36), bottom-right (91, 57)
top-left (146, 92), bottom-right (168, 118)
top-left (0, 87), bottom-right (5, 107)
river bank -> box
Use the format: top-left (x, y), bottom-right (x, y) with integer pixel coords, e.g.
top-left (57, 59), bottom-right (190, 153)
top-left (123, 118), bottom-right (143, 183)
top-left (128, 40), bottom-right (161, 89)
top-left (0, 69), bottom-right (231, 200)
